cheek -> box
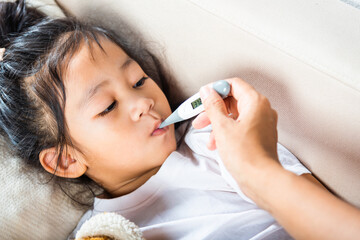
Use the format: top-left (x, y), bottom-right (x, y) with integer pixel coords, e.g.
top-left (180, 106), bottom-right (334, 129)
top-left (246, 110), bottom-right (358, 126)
top-left (156, 90), bottom-right (172, 115)
top-left (87, 126), bottom-right (142, 163)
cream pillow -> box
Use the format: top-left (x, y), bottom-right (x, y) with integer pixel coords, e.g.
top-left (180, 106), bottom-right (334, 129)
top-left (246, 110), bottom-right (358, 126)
top-left (0, 140), bottom-right (86, 239)
top-left (0, 1), bottom-right (87, 239)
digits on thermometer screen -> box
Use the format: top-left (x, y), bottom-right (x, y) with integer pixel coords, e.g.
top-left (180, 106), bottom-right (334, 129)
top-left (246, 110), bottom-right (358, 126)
top-left (191, 98), bottom-right (202, 109)
top-left (159, 80), bottom-right (230, 128)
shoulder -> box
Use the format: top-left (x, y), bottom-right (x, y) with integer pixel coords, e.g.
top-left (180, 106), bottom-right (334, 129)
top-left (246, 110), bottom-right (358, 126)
top-left (181, 124), bottom-right (213, 156)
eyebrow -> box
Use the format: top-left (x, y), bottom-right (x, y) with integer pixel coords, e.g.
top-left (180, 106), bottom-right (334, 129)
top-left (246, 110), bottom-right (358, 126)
top-left (78, 57), bottom-right (134, 110)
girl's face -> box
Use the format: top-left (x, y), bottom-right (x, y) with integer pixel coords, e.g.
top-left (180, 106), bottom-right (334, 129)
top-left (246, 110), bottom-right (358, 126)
top-left (64, 38), bottom-right (176, 196)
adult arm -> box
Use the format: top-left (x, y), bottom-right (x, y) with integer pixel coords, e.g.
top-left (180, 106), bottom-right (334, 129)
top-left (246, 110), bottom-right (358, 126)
top-left (255, 163), bottom-right (360, 240)
top-left (193, 77), bottom-right (360, 240)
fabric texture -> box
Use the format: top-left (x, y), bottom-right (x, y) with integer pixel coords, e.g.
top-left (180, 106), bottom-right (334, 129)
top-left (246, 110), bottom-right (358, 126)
top-left (340, 0), bottom-right (360, 9)
top-left (0, 141), bottom-right (85, 239)
top-left (0, 1), bottom-right (86, 239)
top-left (56, 0), bottom-right (360, 208)
top-left (69, 125), bottom-right (309, 240)
top-left (75, 212), bottom-right (144, 240)
top-left (2, 0), bottom-right (359, 238)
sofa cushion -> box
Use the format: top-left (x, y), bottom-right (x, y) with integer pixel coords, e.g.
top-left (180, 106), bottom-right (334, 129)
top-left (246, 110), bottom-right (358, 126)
top-left (56, 0), bottom-right (360, 207)
top-left (0, 1), bottom-right (86, 239)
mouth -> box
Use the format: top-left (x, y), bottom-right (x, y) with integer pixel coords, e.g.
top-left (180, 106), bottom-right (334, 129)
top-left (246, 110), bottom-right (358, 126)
top-left (151, 120), bottom-right (169, 136)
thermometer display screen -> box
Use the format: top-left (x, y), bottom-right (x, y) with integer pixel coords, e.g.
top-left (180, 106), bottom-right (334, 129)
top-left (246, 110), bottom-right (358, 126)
top-left (191, 98), bottom-right (202, 109)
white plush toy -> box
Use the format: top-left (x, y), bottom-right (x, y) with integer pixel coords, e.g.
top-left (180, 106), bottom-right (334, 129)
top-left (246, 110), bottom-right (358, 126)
top-left (75, 212), bottom-right (144, 240)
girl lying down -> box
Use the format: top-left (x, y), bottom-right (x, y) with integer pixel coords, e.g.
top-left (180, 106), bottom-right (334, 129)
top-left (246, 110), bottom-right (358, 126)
top-left (0, 1), bottom-right (324, 239)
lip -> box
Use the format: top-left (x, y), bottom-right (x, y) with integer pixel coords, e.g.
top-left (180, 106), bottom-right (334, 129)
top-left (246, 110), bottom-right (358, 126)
top-left (151, 120), bottom-right (169, 136)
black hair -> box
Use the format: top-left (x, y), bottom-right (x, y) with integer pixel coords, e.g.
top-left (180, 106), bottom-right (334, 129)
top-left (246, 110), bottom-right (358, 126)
top-left (0, 0), bottom-right (183, 208)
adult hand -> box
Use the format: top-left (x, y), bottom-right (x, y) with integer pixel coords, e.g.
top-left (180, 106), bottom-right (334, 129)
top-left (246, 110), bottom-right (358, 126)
top-left (193, 78), bottom-right (360, 240)
top-left (192, 77), bottom-right (280, 190)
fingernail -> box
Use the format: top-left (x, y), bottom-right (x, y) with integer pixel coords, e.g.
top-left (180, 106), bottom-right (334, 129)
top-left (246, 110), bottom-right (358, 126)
top-left (200, 86), bottom-right (211, 100)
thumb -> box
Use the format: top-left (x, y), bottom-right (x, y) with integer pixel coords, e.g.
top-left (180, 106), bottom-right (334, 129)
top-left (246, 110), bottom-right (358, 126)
top-left (200, 86), bottom-right (229, 130)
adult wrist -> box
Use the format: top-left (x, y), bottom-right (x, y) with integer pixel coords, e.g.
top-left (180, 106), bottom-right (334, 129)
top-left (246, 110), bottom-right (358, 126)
top-left (236, 157), bottom-right (285, 209)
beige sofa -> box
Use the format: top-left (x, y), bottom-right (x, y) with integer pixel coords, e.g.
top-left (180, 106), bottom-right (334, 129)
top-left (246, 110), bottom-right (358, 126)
top-left (1, 0), bottom-right (359, 239)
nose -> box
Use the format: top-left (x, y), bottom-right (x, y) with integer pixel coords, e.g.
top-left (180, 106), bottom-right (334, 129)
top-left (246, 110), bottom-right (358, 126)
top-left (129, 97), bottom-right (155, 121)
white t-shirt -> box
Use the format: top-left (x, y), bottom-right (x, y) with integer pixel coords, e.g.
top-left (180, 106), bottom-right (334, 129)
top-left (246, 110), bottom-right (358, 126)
top-left (69, 125), bottom-right (310, 240)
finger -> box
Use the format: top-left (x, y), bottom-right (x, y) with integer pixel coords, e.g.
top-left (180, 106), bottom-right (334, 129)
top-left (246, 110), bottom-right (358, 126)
top-left (224, 97), bottom-right (239, 119)
top-left (192, 112), bottom-right (211, 129)
top-left (272, 109), bottom-right (278, 141)
top-left (272, 109), bottom-right (278, 125)
top-left (206, 131), bottom-right (217, 150)
top-left (225, 77), bottom-right (257, 101)
top-left (200, 86), bottom-right (230, 131)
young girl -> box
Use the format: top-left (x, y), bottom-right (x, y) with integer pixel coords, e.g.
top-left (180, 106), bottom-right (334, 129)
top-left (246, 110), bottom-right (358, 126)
top-left (0, 1), bottom-right (319, 239)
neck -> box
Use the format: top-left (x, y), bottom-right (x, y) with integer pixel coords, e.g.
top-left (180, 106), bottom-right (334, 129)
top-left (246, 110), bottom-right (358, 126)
top-left (101, 166), bottom-right (161, 198)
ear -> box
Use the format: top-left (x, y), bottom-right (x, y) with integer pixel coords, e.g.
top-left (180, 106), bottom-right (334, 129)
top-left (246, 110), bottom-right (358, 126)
top-left (39, 146), bottom-right (87, 178)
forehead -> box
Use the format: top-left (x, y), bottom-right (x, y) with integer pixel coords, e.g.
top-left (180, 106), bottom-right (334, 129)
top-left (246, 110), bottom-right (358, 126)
top-left (63, 38), bottom-right (129, 108)
top-left (66, 38), bottom-right (127, 74)
top-left (63, 38), bottom-right (128, 87)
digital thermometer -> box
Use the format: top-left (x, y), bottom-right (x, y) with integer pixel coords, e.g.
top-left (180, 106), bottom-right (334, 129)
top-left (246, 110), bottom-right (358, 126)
top-left (159, 80), bottom-right (230, 128)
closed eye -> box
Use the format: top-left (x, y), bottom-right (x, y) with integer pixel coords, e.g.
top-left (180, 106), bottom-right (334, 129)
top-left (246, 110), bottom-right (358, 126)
top-left (133, 76), bottom-right (149, 88)
top-left (99, 101), bottom-right (117, 117)
top-left (98, 77), bottom-right (148, 117)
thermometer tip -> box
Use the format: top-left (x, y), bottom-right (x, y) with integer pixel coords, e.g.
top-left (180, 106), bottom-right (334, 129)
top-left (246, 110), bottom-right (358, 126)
top-left (159, 121), bottom-right (167, 129)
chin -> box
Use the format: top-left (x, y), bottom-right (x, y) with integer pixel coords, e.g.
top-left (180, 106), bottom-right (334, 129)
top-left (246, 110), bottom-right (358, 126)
top-left (168, 126), bottom-right (177, 149)
top-left (163, 132), bottom-right (177, 157)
